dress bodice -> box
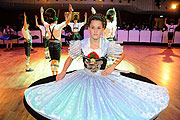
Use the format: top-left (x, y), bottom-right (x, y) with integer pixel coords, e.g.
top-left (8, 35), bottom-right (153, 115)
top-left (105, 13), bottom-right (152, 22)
top-left (81, 38), bottom-right (108, 72)
top-left (68, 38), bottom-right (123, 72)
top-left (83, 57), bottom-right (107, 72)
top-left (81, 38), bottom-right (109, 58)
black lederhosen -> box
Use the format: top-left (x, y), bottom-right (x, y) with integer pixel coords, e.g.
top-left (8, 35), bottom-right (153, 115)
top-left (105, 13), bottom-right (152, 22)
top-left (49, 42), bottom-right (61, 61)
top-left (107, 36), bottom-right (116, 41)
top-left (24, 41), bottom-right (32, 57)
top-left (72, 32), bottom-right (81, 40)
top-left (43, 37), bottom-right (49, 48)
top-left (48, 26), bottom-right (61, 61)
top-left (168, 32), bottom-right (174, 40)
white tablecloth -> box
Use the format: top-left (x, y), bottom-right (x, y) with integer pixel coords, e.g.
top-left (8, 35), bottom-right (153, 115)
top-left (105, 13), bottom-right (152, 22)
top-left (174, 31), bottom-right (180, 44)
top-left (140, 30), bottom-right (151, 43)
top-left (129, 30), bottom-right (139, 42)
top-left (118, 30), bottom-right (128, 42)
top-left (151, 31), bottom-right (162, 43)
top-left (162, 31), bottom-right (168, 43)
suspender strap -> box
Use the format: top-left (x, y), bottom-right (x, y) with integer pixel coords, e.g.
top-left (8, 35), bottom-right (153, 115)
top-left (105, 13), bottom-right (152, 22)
top-left (49, 26), bottom-right (56, 40)
top-left (44, 26), bottom-right (48, 38)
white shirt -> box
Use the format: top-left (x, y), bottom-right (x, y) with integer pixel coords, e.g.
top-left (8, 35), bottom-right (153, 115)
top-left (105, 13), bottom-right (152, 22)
top-left (104, 21), bottom-right (117, 38)
top-left (69, 22), bottom-right (84, 33)
top-left (44, 21), bottom-right (66, 40)
top-left (22, 26), bottom-right (32, 40)
top-left (39, 25), bottom-right (48, 37)
top-left (166, 24), bottom-right (178, 33)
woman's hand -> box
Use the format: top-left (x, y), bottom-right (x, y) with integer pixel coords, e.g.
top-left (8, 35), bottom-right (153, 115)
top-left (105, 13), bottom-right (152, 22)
top-left (56, 71), bottom-right (66, 82)
top-left (64, 12), bottom-right (67, 17)
top-left (91, 7), bottom-right (96, 14)
top-left (84, 12), bottom-right (87, 17)
top-left (69, 4), bottom-right (73, 12)
top-left (24, 12), bottom-right (26, 18)
top-left (35, 15), bottom-right (38, 19)
top-left (101, 65), bottom-right (115, 76)
top-left (40, 6), bottom-right (44, 13)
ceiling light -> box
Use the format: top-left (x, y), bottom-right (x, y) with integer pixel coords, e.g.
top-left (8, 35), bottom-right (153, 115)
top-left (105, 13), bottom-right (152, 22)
top-left (172, 4), bottom-right (176, 9)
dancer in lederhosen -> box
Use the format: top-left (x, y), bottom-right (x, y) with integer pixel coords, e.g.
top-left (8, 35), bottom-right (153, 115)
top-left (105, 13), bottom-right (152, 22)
top-left (35, 15), bottom-right (50, 59)
top-left (22, 12), bottom-right (34, 72)
top-left (66, 12), bottom-right (87, 40)
top-left (40, 4), bottom-right (73, 75)
top-left (165, 18), bottom-right (180, 48)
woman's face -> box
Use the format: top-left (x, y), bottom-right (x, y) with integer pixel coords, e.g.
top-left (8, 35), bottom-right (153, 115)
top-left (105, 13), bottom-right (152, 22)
top-left (6, 25), bottom-right (9, 29)
top-left (74, 20), bottom-right (78, 24)
top-left (88, 20), bottom-right (104, 41)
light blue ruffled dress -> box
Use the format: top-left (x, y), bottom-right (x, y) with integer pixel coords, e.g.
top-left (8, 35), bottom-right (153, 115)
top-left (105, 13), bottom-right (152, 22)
top-left (24, 38), bottom-right (169, 120)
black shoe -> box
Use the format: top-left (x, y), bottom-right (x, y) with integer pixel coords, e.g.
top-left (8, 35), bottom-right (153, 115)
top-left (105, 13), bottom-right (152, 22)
top-left (45, 56), bottom-right (50, 59)
top-left (26, 68), bottom-right (34, 72)
top-left (31, 48), bottom-right (34, 51)
top-left (4, 49), bottom-right (9, 52)
top-left (10, 48), bottom-right (13, 50)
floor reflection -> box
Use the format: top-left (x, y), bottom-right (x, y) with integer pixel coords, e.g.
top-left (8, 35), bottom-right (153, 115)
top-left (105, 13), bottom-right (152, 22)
top-left (145, 48), bottom-right (180, 63)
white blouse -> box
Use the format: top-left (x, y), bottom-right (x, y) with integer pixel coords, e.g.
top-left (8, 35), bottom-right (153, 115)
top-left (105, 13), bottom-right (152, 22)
top-left (68, 38), bottom-right (123, 63)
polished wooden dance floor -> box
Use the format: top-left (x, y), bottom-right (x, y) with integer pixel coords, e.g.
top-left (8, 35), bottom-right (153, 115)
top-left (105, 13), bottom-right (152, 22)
top-left (0, 45), bottom-right (180, 120)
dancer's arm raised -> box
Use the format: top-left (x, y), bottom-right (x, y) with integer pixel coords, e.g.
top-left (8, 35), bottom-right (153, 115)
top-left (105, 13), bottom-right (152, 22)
top-left (40, 7), bottom-right (45, 25)
top-left (35, 15), bottom-right (40, 28)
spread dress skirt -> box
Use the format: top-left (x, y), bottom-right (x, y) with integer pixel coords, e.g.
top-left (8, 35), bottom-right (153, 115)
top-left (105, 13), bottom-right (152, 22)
top-left (24, 38), bottom-right (169, 120)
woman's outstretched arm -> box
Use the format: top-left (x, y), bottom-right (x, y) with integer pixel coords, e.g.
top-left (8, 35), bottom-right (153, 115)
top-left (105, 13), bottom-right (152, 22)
top-left (164, 18), bottom-right (168, 27)
top-left (56, 56), bottom-right (73, 81)
top-left (101, 52), bottom-right (125, 76)
top-left (176, 18), bottom-right (180, 28)
top-left (40, 7), bottom-right (45, 25)
top-left (35, 15), bottom-right (40, 28)
top-left (65, 4), bottom-right (73, 25)
top-left (83, 12), bottom-right (87, 25)
top-left (57, 4), bottom-right (73, 31)
top-left (23, 12), bottom-right (27, 29)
